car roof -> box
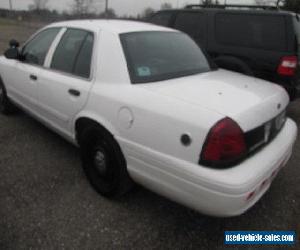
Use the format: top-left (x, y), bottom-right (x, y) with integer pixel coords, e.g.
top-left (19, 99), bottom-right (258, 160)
top-left (47, 19), bottom-right (176, 34)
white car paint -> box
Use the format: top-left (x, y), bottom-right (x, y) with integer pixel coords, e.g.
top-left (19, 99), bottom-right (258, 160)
top-left (0, 20), bottom-right (297, 216)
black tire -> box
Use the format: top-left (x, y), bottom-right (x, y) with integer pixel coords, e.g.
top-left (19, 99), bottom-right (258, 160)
top-left (0, 80), bottom-right (15, 115)
top-left (214, 56), bottom-right (254, 76)
top-left (79, 125), bottom-right (133, 197)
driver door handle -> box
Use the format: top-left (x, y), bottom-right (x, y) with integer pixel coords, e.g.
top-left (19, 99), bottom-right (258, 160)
top-left (68, 89), bottom-right (81, 97)
top-left (30, 74), bottom-right (38, 81)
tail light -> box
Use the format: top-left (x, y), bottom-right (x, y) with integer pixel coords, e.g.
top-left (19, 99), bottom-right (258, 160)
top-left (200, 118), bottom-right (247, 168)
top-left (277, 56), bottom-right (298, 76)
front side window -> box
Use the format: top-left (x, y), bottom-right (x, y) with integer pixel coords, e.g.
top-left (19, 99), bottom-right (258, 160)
top-left (121, 31), bottom-right (211, 83)
top-left (22, 28), bottom-right (60, 66)
top-left (51, 29), bottom-right (94, 78)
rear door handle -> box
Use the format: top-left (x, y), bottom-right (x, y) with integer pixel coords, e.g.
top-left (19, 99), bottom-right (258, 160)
top-left (30, 74), bottom-right (38, 81)
top-left (68, 89), bottom-right (81, 97)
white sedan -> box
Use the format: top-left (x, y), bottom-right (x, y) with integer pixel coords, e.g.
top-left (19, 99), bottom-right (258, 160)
top-left (0, 20), bottom-right (297, 217)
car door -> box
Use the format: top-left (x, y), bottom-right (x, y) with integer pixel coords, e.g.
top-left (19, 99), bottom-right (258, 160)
top-left (4, 28), bottom-right (61, 113)
top-left (36, 28), bottom-right (95, 137)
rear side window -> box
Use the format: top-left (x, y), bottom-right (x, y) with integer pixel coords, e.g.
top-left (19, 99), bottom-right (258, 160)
top-left (73, 33), bottom-right (94, 78)
top-left (51, 29), bottom-right (94, 78)
top-left (150, 12), bottom-right (173, 26)
top-left (174, 12), bottom-right (206, 45)
top-left (22, 28), bottom-right (60, 66)
top-left (215, 13), bottom-right (287, 51)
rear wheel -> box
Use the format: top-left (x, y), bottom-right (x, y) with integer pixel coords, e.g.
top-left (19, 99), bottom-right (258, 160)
top-left (79, 126), bottom-right (133, 197)
top-left (0, 81), bottom-right (15, 115)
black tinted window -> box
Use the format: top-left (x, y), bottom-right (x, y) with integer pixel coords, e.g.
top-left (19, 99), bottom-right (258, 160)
top-left (121, 31), bottom-right (211, 84)
top-left (294, 17), bottom-right (300, 41)
top-left (73, 33), bottom-right (94, 78)
top-left (216, 14), bottom-right (287, 51)
top-left (294, 16), bottom-right (300, 57)
top-left (174, 12), bottom-right (206, 45)
top-left (51, 29), bottom-right (94, 78)
top-left (150, 12), bottom-right (173, 26)
top-left (22, 28), bottom-right (60, 66)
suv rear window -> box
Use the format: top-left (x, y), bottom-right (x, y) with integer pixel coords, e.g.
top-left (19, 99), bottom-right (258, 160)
top-left (294, 16), bottom-right (300, 57)
top-left (150, 12), bottom-right (173, 26)
top-left (174, 12), bottom-right (206, 46)
top-left (215, 13), bottom-right (287, 51)
top-left (121, 31), bottom-right (211, 84)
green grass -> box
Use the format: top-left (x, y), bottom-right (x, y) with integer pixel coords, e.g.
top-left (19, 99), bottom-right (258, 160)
top-left (0, 17), bottom-right (20, 26)
top-left (0, 19), bottom-right (42, 53)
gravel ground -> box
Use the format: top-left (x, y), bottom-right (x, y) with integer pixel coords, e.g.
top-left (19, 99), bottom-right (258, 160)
top-left (0, 18), bottom-right (299, 250)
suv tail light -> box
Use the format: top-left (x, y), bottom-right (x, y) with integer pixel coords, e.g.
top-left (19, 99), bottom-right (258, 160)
top-left (277, 56), bottom-right (298, 76)
top-left (200, 118), bottom-right (247, 168)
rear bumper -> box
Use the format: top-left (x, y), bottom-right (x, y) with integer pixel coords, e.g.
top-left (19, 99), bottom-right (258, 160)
top-left (118, 119), bottom-right (297, 217)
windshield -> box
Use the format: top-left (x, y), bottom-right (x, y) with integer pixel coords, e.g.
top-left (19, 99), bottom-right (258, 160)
top-left (120, 31), bottom-right (211, 84)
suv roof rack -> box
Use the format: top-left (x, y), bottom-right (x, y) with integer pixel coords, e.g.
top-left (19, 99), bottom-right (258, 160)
top-left (184, 4), bottom-right (279, 11)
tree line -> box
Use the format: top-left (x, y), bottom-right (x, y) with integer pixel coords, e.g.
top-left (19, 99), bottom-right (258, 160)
top-left (2, 0), bottom-right (175, 21)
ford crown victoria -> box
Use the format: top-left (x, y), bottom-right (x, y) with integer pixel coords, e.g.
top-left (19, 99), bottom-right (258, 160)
top-left (0, 20), bottom-right (297, 216)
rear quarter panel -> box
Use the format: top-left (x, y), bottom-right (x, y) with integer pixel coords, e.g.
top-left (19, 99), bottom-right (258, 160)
top-left (79, 82), bottom-right (223, 164)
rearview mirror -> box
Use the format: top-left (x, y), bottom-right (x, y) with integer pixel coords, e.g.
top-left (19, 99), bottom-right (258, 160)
top-left (4, 48), bottom-right (20, 60)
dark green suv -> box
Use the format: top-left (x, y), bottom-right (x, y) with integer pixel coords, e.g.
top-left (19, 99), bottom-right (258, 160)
top-left (149, 5), bottom-right (300, 100)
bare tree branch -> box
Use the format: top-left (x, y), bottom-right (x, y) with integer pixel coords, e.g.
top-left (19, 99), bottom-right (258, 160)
top-left (31, 0), bottom-right (48, 10)
top-left (72, 0), bottom-right (94, 15)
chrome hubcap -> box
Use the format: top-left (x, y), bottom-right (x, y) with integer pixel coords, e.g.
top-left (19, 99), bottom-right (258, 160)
top-left (94, 149), bottom-right (107, 175)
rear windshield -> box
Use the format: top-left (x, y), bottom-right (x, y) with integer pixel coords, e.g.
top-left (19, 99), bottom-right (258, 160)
top-left (120, 31), bottom-right (211, 84)
top-left (215, 13), bottom-right (287, 51)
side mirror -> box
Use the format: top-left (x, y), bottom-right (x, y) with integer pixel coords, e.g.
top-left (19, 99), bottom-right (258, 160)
top-left (4, 48), bottom-right (20, 60)
top-left (9, 39), bottom-right (20, 48)
top-left (4, 39), bottom-right (20, 60)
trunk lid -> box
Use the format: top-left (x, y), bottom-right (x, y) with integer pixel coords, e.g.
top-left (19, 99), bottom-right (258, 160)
top-left (141, 70), bottom-right (289, 131)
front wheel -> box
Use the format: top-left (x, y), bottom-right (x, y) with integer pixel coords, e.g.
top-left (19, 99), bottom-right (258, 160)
top-left (0, 81), bottom-right (15, 115)
top-left (79, 126), bottom-right (133, 197)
